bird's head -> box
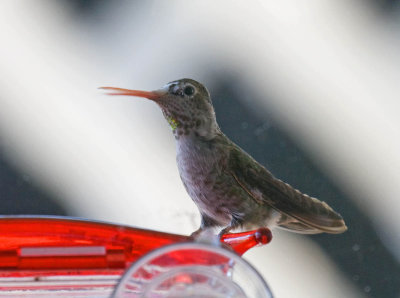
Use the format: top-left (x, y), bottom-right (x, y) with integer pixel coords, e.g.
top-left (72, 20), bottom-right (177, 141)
top-left (101, 78), bottom-right (219, 140)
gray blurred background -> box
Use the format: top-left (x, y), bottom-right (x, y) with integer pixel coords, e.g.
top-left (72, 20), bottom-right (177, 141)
top-left (0, 1), bottom-right (400, 297)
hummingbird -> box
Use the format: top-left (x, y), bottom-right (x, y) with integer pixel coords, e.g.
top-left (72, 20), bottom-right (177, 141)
top-left (101, 79), bottom-right (347, 237)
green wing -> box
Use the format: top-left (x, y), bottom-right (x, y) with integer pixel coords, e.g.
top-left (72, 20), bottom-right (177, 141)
top-left (228, 145), bottom-right (347, 234)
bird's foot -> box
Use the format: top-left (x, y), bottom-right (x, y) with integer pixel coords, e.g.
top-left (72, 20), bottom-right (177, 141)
top-left (190, 228), bottom-right (220, 246)
top-left (217, 226), bottom-right (232, 239)
top-left (190, 227), bottom-right (204, 239)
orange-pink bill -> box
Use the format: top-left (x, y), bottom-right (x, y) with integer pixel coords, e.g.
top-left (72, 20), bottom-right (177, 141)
top-left (99, 87), bottom-right (163, 100)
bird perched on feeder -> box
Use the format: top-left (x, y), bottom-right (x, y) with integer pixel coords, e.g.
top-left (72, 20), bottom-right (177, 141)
top-left (101, 79), bottom-right (347, 237)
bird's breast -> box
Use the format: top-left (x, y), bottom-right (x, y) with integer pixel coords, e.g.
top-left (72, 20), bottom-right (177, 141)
top-left (176, 137), bottom-right (227, 206)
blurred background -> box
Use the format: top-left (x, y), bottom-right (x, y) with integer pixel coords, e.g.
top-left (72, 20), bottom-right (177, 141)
top-left (0, 0), bottom-right (400, 297)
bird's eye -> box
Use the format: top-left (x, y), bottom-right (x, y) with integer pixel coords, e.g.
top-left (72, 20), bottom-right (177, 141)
top-left (183, 86), bottom-right (195, 96)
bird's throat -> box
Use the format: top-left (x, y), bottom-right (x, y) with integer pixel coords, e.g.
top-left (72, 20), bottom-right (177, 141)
top-left (167, 116), bottom-right (179, 130)
top-left (162, 110), bottom-right (219, 141)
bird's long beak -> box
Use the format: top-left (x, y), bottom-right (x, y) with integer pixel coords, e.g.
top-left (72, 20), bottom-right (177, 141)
top-left (99, 86), bottom-right (166, 101)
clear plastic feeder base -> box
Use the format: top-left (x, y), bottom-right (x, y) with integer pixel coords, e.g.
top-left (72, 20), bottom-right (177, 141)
top-left (112, 242), bottom-right (273, 298)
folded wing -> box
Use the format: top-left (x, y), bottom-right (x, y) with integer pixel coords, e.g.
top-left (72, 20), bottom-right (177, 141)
top-left (228, 146), bottom-right (347, 234)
